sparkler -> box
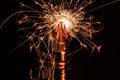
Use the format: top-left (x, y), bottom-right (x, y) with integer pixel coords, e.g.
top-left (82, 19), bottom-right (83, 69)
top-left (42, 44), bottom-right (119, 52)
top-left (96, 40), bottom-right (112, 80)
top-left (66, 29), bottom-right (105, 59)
top-left (0, 0), bottom-right (119, 80)
top-left (18, 0), bottom-right (100, 79)
top-left (18, 0), bottom-right (100, 53)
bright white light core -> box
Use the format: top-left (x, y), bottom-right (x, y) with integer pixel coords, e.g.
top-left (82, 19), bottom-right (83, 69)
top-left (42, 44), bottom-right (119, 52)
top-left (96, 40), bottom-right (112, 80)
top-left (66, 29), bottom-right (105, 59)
top-left (55, 15), bottom-right (75, 32)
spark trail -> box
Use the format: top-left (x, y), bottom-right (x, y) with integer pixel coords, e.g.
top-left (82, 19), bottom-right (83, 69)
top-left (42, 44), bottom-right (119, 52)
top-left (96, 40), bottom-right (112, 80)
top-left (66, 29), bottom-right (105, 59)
top-left (0, 0), bottom-right (120, 80)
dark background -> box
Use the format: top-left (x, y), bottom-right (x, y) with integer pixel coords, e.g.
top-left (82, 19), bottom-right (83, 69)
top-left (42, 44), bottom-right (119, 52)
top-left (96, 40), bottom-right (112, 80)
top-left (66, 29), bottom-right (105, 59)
top-left (0, 0), bottom-right (120, 80)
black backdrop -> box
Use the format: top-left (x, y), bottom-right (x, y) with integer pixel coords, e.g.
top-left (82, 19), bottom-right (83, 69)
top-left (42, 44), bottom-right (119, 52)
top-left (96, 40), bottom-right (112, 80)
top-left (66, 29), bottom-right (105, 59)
top-left (0, 0), bottom-right (120, 80)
